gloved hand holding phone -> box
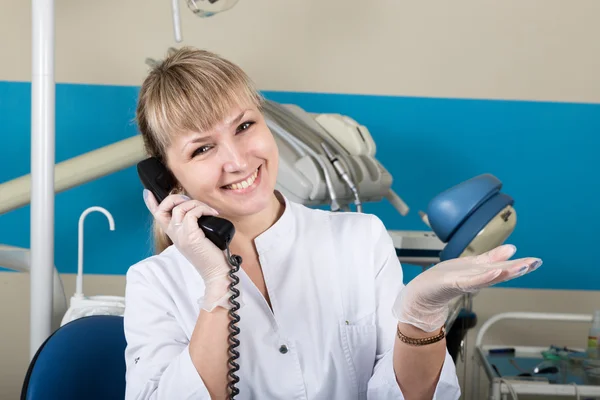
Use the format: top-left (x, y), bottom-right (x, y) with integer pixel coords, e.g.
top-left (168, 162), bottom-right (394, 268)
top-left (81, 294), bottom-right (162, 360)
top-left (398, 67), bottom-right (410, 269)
top-left (143, 190), bottom-right (233, 312)
top-left (393, 244), bottom-right (542, 333)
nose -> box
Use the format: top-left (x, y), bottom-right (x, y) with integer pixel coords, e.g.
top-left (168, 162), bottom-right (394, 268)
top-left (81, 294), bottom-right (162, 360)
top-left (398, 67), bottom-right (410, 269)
top-left (221, 140), bottom-right (248, 173)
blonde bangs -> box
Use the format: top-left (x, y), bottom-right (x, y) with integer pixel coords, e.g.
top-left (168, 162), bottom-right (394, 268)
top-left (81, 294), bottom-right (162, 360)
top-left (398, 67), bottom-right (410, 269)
top-left (138, 47), bottom-right (264, 153)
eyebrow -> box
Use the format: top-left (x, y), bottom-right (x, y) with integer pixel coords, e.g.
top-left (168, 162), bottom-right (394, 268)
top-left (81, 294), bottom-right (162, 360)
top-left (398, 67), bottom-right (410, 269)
top-left (227, 109), bottom-right (249, 128)
top-left (181, 109), bottom-right (250, 153)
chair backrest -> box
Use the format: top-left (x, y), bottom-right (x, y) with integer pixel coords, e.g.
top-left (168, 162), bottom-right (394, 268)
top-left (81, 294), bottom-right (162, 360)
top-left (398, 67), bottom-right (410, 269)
top-left (21, 315), bottom-right (127, 400)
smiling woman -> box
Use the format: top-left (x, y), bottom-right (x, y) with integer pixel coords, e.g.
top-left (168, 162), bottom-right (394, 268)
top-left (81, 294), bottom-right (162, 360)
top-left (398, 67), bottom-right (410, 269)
top-left (161, 104), bottom-right (280, 237)
top-left (123, 46), bottom-right (540, 400)
top-left (135, 49), bottom-right (282, 254)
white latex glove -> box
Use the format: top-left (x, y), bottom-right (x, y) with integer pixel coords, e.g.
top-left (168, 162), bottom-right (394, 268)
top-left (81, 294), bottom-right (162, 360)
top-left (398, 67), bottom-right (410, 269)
top-left (143, 190), bottom-right (233, 312)
top-left (393, 244), bottom-right (542, 332)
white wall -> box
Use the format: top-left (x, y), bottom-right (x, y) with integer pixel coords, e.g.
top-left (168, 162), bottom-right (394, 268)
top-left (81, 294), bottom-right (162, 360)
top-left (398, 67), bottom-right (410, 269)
top-left (1, 0), bottom-right (599, 398)
top-left (2, 0), bottom-right (600, 102)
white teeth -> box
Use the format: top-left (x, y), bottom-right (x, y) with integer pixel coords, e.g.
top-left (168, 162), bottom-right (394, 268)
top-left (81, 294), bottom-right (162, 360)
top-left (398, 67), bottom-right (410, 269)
top-left (226, 169), bottom-right (259, 190)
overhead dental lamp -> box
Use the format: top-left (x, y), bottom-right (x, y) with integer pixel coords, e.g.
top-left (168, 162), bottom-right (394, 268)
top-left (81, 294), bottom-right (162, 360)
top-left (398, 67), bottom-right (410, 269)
top-left (170, 0), bottom-right (240, 42)
top-left (186, 0), bottom-right (239, 17)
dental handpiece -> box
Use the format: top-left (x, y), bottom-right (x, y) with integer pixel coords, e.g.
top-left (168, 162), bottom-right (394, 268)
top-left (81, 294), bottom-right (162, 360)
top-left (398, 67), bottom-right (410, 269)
top-left (320, 142), bottom-right (362, 213)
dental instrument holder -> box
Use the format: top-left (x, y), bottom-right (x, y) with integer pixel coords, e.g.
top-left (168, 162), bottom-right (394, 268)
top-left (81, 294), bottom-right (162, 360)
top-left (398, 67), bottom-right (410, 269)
top-left (425, 174), bottom-right (517, 262)
top-left (263, 100), bottom-right (407, 215)
top-left (61, 206), bottom-right (124, 327)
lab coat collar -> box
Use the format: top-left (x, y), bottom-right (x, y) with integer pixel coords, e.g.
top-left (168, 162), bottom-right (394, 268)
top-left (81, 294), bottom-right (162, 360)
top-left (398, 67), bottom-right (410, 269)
top-left (253, 190), bottom-right (297, 253)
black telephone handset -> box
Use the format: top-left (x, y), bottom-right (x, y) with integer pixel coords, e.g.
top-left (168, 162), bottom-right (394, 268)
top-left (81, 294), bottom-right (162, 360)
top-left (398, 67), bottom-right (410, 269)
top-left (136, 157), bottom-right (235, 251)
top-left (136, 156), bottom-right (242, 399)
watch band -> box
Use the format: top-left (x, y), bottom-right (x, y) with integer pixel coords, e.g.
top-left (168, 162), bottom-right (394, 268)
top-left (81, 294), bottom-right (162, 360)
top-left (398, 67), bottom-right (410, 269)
top-left (397, 326), bottom-right (446, 346)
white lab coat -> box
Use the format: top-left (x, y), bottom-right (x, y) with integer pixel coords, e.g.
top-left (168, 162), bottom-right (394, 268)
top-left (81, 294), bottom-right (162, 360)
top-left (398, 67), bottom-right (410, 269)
top-left (123, 194), bottom-right (461, 399)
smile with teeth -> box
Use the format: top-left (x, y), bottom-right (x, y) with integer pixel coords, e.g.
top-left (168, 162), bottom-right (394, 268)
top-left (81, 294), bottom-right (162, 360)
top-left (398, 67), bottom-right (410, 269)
top-left (224, 168), bottom-right (259, 190)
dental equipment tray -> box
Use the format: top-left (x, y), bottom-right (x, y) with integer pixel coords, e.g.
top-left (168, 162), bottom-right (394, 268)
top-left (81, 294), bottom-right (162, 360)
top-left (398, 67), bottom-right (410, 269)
top-left (472, 312), bottom-right (600, 399)
top-left (388, 230), bottom-right (444, 268)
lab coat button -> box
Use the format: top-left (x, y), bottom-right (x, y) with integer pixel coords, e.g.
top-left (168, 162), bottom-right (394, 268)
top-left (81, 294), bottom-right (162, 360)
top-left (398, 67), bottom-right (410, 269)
top-left (279, 345), bottom-right (288, 354)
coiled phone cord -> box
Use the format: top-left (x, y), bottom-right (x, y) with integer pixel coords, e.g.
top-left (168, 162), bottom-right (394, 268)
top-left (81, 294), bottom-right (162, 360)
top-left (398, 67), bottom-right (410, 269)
top-left (225, 247), bottom-right (242, 399)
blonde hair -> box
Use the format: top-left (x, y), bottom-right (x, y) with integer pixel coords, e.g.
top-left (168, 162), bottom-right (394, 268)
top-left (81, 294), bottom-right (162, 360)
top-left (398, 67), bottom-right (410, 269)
top-left (136, 47), bottom-right (264, 253)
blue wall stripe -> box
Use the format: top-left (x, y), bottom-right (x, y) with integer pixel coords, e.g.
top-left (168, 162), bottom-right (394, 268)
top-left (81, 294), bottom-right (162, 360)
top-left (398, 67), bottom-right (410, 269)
top-left (0, 81), bottom-right (598, 290)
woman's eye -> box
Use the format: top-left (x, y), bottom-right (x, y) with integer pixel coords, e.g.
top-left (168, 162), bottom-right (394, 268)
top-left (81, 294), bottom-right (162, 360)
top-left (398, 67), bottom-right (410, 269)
top-left (191, 145), bottom-right (211, 158)
top-left (236, 121), bottom-right (255, 133)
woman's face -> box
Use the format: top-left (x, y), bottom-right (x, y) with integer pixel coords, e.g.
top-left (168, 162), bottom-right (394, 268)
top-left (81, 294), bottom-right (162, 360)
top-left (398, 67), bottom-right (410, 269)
top-left (164, 102), bottom-right (279, 220)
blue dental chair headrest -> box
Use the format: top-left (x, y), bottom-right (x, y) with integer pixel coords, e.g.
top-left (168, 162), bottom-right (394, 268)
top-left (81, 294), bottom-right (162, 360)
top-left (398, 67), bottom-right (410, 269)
top-left (427, 174), bottom-right (514, 261)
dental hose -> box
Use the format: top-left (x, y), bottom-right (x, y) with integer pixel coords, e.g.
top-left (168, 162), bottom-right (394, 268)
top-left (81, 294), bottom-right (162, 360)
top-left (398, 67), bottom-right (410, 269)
top-left (225, 247), bottom-right (242, 399)
top-left (320, 142), bottom-right (363, 212)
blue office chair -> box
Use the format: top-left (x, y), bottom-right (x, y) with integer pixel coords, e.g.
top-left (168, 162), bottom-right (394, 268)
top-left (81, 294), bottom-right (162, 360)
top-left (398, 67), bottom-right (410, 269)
top-left (21, 315), bottom-right (127, 400)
